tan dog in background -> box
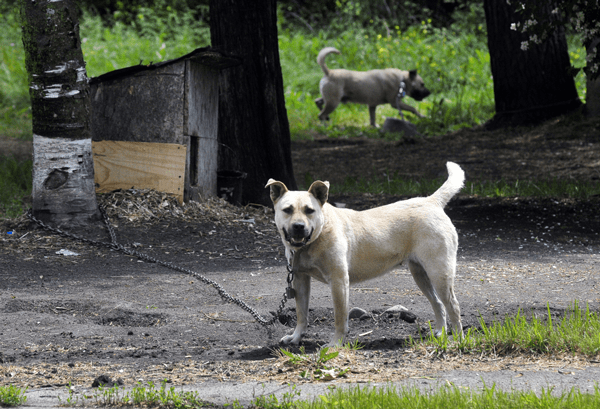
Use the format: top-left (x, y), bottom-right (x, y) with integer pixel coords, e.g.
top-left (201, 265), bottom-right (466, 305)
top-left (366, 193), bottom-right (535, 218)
top-left (266, 162), bottom-right (464, 346)
top-left (314, 47), bottom-right (431, 127)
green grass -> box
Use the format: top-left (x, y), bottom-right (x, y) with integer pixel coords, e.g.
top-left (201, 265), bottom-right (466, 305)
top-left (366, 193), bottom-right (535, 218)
top-left (0, 156), bottom-right (32, 219)
top-left (257, 383), bottom-right (600, 409)
top-left (300, 171), bottom-right (600, 200)
top-left (0, 384), bottom-right (27, 407)
top-left (80, 4), bottom-right (210, 78)
top-left (415, 302), bottom-right (600, 357)
top-left (0, 9), bottom-right (31, 140)
top-left (58, 379), bottom-right (216, 408)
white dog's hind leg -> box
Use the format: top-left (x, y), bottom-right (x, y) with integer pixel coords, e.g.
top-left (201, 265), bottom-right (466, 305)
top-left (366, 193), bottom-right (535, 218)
top-left (280, 273), bottom-right (311, 345)
top-left (408, 260), bottom-right (447, 336)
top-left (318, 79), bottom-right (342, 122)
top-left (416, 258), bottom-right (463, 338)
top-left (318, 100), bottom-right (340, 122)
top-left (430, 272), bottom-right (463, 338)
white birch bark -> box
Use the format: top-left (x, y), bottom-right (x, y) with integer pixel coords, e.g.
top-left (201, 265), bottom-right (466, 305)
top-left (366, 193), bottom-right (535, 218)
top-left (22, 0), bottom-right (99, 226)
top-left (32, 135), bottom-right (97, 225)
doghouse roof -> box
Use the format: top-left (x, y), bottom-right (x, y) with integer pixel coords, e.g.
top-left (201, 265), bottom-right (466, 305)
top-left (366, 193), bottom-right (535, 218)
top-left (90, 46), bottom-right (241, 84)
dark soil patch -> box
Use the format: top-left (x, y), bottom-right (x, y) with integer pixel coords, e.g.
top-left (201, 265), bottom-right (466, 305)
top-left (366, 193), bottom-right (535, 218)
top-left (1, 114), bottom-right (600, 392)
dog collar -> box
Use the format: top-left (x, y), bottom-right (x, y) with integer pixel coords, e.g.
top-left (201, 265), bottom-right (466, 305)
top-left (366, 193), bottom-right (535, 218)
top-left (397, 81), bottom-right (406, 99)
top-left (396, 81), bottom-right (407, 119)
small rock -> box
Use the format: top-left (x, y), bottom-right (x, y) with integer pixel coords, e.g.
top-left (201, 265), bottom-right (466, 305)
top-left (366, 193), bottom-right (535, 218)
top-left (383, 305), bottom-right (408, 314)
top-left (383, 305), bottom-right (417, 323)
top-left (381, 118), bottom-right (422, 138)
top-left (399, 311), bottom-right (417, 323)
top-left (348, 307), bottom-right (368, 319)
top-left (92, 375), bottom-right (123, 388)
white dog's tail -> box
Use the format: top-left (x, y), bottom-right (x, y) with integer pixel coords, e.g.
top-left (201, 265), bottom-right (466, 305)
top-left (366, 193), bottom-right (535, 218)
top-left (317, 47), bottom-right (341, 76)
top-left (430, 162), bottom-right (465, 207)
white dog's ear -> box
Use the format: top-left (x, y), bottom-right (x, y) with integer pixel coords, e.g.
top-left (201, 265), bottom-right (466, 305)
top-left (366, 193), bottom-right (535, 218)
top-left (265, 179), bottom-right (288, 204)
top-left (409, 69), bottom-right (418, 79)
top-left (308, 180), bottom-right (329, 206)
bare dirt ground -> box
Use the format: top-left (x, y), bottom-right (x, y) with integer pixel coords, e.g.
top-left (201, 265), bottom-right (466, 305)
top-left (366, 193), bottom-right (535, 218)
top-left (1, 114), bottom-right (600, 401)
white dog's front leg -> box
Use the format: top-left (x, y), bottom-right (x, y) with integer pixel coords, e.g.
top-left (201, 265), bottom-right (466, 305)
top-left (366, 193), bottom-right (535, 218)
top-left (280, 273), bottom-right (311, 345)
top-left (328, 273), bottom-right (350, 346)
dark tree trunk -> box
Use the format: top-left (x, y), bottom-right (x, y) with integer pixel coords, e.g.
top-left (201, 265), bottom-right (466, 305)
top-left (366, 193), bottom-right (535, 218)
top-left (483, 0), bottom-right (581, 128)
top-left (586, 38), bottom-right (600, 117)
top-left (21, 0), bottom-right (99, 226)
top-left (210, 0), bottom-right (297, 206)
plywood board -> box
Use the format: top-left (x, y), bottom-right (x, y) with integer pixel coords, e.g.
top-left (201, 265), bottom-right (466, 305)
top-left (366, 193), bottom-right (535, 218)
top-left (90, 63), bottom-right (186, 145)
top-left (93, 141), bottom-right (186, 203)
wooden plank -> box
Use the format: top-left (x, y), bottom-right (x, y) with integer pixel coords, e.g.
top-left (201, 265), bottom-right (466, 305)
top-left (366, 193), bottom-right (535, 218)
top-left (92, 141), bottom-right (186, 203)
top-left (198, 136), bottom-right (218, 195)
top-left (185, 61), bottom-right (219, 139)
top-left (90, 63), bottom-right (186, 145)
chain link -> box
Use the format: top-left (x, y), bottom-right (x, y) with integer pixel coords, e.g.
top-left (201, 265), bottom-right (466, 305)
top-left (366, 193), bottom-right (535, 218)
top-left (27, 208), bottom-right (291, 327)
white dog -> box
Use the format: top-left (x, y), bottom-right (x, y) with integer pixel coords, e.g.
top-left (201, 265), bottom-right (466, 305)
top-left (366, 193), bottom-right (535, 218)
top-left (266, 162), bottom-right (464, 346)
top-left (314, 47), bottom-right (431, 127)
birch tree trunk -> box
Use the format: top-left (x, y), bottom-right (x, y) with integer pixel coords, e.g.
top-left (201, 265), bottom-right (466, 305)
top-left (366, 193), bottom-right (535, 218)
top-left (210, 0), bottom-right (297, 206)
top-left (21, 0), bottom-right (100, 226)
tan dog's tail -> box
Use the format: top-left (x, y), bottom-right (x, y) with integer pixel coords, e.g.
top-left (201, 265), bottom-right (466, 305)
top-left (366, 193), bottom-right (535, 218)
top-left (317, 47), bottom-right (341, 76)
top-left (430, 162), bottom-right (464, 207)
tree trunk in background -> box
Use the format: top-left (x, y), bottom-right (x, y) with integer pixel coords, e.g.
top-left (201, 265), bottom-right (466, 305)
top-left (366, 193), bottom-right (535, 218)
top-left (586, 38), bottom-right (600, 117)
top-left (210, 0), bottom-right (297, 206)
top-left (21, 0), bottom-right (99, 226)
top-left (483, 0), bottom-right (581, 128)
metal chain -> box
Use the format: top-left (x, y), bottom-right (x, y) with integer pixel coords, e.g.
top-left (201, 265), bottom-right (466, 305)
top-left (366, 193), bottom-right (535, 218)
top-left (26, 208), bottom-right (291, 327)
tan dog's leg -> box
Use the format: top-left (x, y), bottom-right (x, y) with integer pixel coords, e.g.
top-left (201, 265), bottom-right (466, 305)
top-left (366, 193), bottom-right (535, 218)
top-left (408, 260), bottom-right (447, 334)
top-left (281, 273), bottom-right (311, 345)
top-left (395, 101), bottom-right (426, 118)
top-left (315, 97), bottom-right (324, 111)
top-left (368, 106), bottom-right (377, 127)
top-left (409, 259), bottom-right (462, 337)
top-left (318, 100), bottom-right (339, 122)
top-left (329, 271), bottom-right (350, 346)
top-left (318, 81), bottom-right (343, 122)
top-left (429, 272), bottom-right (462, 336)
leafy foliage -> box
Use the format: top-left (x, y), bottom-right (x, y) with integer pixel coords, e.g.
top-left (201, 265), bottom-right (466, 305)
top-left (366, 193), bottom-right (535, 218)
top-left (0, 385), bottom-right (28, 407)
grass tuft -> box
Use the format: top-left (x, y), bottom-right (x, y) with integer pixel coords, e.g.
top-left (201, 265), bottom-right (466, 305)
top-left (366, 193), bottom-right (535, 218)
top-left (413, 301), bottom-right (600, 357)
top-left (0, 385), bottom-right (28, 407)
top-left (0, 156), bottom-right (32, 219)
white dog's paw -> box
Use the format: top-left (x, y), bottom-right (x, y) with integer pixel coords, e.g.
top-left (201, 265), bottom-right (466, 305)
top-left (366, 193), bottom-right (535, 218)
top-left (433, 327), bottom-right (448, 338)
top-left (280, 333), bottom-right (302, 345)
top-left (324, 334), bottom-right (346, 348)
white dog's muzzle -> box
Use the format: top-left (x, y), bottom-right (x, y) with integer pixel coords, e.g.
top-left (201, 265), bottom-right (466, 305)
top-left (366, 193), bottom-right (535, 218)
top-left (284, 223), bottom-right (314, 248)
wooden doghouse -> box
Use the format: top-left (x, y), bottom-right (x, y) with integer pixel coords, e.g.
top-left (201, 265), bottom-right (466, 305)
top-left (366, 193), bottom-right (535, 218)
top-left (90, 47), bottom-right (240, 203)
